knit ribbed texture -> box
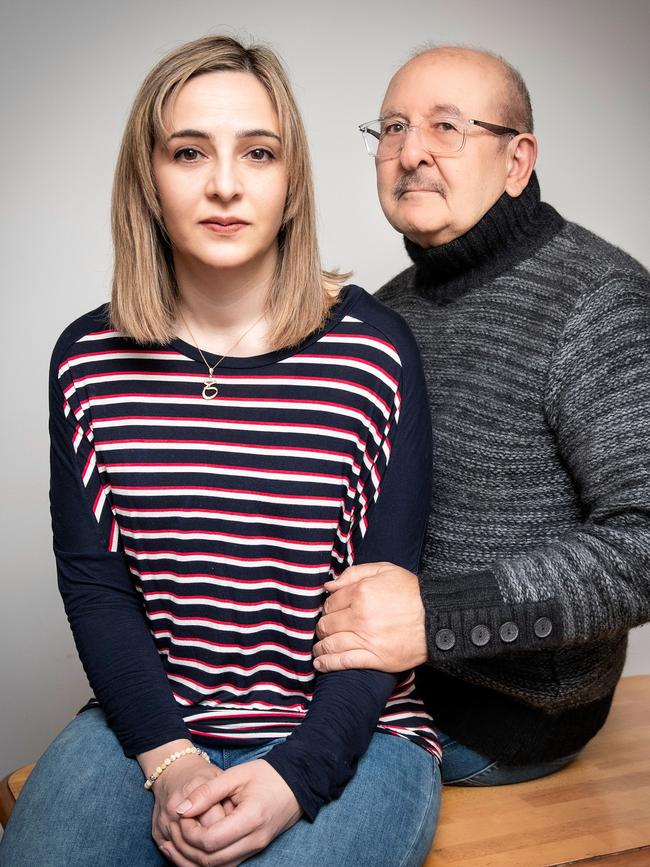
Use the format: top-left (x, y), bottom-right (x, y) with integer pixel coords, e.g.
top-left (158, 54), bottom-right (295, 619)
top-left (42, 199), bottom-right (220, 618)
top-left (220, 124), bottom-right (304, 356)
top-left (377, 176), bottom-right (650, 762)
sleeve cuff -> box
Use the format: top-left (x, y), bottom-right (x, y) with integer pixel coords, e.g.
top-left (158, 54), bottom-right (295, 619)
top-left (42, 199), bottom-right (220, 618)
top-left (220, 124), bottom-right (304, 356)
top-left (422, 570), bottom-right (564, 659)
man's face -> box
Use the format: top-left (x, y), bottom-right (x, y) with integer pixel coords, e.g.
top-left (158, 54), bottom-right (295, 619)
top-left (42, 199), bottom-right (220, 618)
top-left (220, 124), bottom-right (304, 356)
top-left (376, 51), bottom-right (515, 248)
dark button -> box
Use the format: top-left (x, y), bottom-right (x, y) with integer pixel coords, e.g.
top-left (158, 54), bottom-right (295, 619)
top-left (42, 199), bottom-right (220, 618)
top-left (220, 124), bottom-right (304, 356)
top-left (534, 617), bottom-right (553, 638)
top-left (435, 628), bottom-right (456, 651)
top-left (470, 624), bottom-right (491, 647)
top-left (499, 621), bottom-right (519, 643)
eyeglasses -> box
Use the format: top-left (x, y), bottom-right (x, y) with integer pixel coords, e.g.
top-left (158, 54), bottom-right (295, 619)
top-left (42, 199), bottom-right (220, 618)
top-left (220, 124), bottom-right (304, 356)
top-left (359, 114), bottom-right (520, 160)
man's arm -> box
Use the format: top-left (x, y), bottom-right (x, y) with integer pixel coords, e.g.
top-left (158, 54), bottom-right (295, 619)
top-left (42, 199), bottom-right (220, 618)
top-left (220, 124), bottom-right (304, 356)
top-left (316, 271), bottom-right (650, 668)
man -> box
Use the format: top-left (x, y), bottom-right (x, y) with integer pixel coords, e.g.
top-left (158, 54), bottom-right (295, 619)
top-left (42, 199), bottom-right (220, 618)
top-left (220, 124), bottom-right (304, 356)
top-left (313, 46), bottom-right (650, 784)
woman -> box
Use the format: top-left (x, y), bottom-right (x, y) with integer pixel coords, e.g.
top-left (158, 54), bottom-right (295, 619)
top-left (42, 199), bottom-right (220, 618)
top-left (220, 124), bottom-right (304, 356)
top-left (0, 35), bottom-right (440, 866)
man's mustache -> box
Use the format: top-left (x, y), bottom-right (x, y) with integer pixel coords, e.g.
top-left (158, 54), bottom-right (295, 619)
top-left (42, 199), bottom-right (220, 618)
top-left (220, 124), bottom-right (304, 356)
top-left (393, 172), bottom-right (447, 200)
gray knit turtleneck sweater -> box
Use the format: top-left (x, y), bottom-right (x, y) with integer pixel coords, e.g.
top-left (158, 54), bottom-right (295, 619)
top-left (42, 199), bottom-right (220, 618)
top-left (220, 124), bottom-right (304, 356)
top-left (376, 174), bottom-right (650, 762)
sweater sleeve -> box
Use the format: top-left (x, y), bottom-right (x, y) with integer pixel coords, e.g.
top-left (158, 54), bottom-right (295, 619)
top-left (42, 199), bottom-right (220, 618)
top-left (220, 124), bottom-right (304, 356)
top-left (264, 321), bottom-right (433, 820)
top-left (419, 271), bottom-right (650, 662)
top-left (50, 343), bottom-right (190, 755)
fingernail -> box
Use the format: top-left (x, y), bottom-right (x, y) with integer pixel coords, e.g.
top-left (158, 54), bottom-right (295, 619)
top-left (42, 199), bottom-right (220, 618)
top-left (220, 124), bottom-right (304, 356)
top-left (176, 799), bottom-right (192, 814)
top-left (313, 658), bottom-right (322, 670)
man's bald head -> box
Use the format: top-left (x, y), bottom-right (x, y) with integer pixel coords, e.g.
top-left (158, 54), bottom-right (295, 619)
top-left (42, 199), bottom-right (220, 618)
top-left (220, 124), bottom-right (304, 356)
top-left (407, 45), bottom-right (534, 134)
top-left (375, 45), bottom-right (538, 247)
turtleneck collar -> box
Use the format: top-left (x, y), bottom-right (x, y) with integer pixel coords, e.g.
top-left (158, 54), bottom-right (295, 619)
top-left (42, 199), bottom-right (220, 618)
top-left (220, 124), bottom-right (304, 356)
top-left (404, 172), bottom-right (565, 303)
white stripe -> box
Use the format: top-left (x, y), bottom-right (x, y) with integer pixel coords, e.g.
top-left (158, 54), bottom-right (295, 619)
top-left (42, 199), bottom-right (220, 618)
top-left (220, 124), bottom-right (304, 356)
top-left (77, 330), bottom-right (123, 342)
top-left (147, 611), bottom-right (311, 640)
top-left (121, 527), bottom-right (332, 552)
top-left (82, 453), bottom-right (96, 487)
top-left (319, 335), bottom-right (401, 364)
top-left (95, 439), bottom-right (358, 470)
top-left (91, 417), bottom-right (365, 449)
top-left (93, 487), bottom-right (108, 522)
top-left (163, 652), bottom-right (313, 682)
top-left (64, 351), bottom-right (187, 368)
top-left (128, 548), bottom-right (327, 576)
top-left (154, 633), bottom-right (312, 660)
top-left (111, 485), bottom-right (345, 509)
top-left (99, 462), bottom-right (354, 493)
top-left (168, 674), bottom-right (308, 699)
top-left (143, 590), bottom-right (319, 616)
top-left (134, 569), bottom-right (324, 597)
top-left (115, 506), bottom-right (338, 529)
top-left (279, 355), bottom-right (398, 392)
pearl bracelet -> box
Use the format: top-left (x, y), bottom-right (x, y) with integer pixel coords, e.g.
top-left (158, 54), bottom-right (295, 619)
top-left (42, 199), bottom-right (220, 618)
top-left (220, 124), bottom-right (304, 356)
top-left (143, 746), bottom-right (211, 790)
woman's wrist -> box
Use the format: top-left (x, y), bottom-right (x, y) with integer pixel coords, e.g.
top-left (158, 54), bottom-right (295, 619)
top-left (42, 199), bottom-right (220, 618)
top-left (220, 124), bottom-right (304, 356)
top-left (137, 738), bottom-right (195, 779)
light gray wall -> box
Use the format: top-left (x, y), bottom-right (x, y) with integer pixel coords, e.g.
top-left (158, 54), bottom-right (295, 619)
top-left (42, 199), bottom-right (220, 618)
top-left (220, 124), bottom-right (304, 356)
top-left (2, 0), bottom-right (649, 782)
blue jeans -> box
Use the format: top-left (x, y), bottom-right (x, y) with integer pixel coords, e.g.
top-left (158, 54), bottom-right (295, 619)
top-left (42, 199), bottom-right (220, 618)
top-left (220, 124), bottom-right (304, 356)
top-left (437, 730), bottom-right (578, 786)
top-left (0, 708), bottom-right (440, 867)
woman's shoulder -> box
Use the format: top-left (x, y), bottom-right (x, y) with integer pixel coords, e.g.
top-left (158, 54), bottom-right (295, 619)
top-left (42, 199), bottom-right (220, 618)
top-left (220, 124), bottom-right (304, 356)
top-left (334, 284), bottom-right (422, 366)
top-left (50, 303), bottom-right (119, 374)
top-left (50, 304), bottom-right (117, 363)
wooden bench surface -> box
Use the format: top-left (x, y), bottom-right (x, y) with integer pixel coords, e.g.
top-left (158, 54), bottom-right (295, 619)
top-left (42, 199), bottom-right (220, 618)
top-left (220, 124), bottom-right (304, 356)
top-left (2, 676), bottom-right (649, 865)
top-left (425, 675), bottom-right (650, 867)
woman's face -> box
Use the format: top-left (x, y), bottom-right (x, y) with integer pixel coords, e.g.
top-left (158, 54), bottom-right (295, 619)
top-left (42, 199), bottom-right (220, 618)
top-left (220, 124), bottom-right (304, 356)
top-left (153, 71), bottom-right (289, 282)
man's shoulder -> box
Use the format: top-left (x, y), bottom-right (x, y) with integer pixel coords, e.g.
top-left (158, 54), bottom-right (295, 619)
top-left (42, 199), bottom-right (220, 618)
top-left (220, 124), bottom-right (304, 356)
top-left (551, 221), bottom-right (649, 285)
top-left (374, 266), bottom-right (419, 312)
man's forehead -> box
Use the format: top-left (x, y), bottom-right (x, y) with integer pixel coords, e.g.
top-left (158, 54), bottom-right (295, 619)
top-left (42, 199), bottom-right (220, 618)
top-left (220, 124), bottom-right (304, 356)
top-left (380, 50), bottom-right (505, 117)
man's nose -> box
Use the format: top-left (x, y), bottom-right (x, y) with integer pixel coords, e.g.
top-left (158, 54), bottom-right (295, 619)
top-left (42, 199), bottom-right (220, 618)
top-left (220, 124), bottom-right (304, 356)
top-left (205, 158), bottom-right (242, 201)
top-left (399, 126), bottom-right (436, 172)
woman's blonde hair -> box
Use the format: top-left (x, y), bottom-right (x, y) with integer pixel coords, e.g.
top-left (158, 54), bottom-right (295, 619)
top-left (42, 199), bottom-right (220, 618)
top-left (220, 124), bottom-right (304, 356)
top-left (110, 35), bottom-right (346, 349)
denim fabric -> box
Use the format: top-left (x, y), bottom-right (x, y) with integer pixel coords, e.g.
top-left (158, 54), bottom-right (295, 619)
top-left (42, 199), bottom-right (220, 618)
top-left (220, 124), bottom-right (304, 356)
top-left (0, 708), bottom-right (440, 867)
top-left (437, 729), bottom-right (578, 786)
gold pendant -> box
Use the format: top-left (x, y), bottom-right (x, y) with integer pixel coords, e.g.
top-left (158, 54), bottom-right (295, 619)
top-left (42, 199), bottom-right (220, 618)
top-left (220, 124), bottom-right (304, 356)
top-left (202, 378), bottom-right (219, 400)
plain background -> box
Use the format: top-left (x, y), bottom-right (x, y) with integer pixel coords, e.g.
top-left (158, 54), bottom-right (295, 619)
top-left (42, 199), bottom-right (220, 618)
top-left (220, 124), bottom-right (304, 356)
top-left (1, 0), bottom-right (649, 786)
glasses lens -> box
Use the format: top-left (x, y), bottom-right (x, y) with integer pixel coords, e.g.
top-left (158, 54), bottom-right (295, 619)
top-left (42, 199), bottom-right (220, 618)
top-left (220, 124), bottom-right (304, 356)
top-left (425, 118), bottom-right (464, 154)
top-left (361, 117), bottom-right (465, 158)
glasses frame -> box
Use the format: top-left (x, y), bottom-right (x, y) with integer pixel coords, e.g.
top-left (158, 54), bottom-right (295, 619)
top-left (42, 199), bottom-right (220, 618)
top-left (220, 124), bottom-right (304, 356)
top-left (358, 116), bottom-right (521, 159)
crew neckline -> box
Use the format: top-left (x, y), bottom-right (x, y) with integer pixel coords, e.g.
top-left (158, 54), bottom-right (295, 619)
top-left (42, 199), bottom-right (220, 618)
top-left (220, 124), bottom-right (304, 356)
top-left (168, 284), bottom-right (363, 369)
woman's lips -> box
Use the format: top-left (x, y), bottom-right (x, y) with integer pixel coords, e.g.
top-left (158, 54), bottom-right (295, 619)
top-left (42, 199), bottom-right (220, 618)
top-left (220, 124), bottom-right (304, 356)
top-left (201, 220), bottom-right (249, 235)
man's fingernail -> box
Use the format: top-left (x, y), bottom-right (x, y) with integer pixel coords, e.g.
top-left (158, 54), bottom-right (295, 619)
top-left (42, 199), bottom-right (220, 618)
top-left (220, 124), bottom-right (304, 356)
top-left (176, 799), bottom-right (192, 814)
top-left (313, 658), bottom-right (322, 670)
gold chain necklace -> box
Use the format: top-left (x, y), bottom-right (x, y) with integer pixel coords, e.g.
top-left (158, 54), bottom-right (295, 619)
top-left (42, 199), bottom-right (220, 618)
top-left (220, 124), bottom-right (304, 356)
top-left (179, 309), bottom-right (265, 401)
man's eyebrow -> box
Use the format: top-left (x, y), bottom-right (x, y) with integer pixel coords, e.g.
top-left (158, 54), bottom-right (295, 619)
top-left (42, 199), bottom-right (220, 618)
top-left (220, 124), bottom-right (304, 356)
top-left (378, 103), bottom-right (464, 121)
top-left (431, 103), bottom-right (463, 117)
top-left (165, 128), bottom-right (281, 143)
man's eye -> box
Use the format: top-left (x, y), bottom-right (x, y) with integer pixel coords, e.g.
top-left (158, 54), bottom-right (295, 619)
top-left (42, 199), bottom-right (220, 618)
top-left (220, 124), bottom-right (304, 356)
top-left (434, 121), bottom-right (459, 133)
top-left (247, 148), bottom-right (274, 162)
top-left (382, 122), bottom-right (406, 136)
top-left (173, 147), bottom-right (202, 162)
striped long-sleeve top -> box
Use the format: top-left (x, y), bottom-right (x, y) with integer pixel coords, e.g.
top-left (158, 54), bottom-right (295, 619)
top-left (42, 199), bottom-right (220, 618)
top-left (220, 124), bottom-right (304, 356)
top-left (50, 285), bottom-right (440, 818)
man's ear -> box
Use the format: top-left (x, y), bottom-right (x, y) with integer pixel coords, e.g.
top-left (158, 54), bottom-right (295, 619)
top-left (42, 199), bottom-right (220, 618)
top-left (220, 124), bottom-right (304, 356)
top-left (504, 133), bottom-right (537, 197)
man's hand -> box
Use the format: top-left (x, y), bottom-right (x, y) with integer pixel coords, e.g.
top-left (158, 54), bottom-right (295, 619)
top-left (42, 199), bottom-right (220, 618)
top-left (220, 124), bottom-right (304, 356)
top-left (313, 562), bottom-right (428, 672)
top-left (162, 759), bottom-right (302, 866)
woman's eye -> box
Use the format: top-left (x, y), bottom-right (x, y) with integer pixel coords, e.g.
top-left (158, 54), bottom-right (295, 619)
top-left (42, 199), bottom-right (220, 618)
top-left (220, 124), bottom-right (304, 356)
top-left (174, 147), bottom-right (202, 162)
top-left (247, 148), bottom-right (274, 162)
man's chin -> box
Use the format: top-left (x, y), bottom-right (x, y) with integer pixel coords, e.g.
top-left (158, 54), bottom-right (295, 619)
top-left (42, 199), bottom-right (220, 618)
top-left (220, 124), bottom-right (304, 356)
top-left (402, 225), bottom-right (451, 249)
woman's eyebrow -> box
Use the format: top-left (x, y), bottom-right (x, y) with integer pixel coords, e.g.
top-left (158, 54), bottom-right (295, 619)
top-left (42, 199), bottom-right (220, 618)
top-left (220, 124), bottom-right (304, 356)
top-left (236, 128), bottom-right (281, 142)
top-left (165, 128), bottom-right (281, 143)
top-left (166, 128), bottom-right (211, 142)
